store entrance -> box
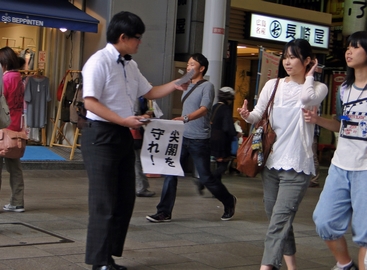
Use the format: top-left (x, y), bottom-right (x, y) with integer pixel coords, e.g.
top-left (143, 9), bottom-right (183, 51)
top-left (229, 43), bottom-right (281, 137)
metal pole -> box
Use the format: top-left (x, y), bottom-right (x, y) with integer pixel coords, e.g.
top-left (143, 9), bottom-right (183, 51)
top-left (202, 0), bottom-right (227, 101)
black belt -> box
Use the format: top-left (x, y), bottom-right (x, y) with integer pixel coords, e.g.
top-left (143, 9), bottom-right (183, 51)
top-left (86, 119), bottom-right (119, 128)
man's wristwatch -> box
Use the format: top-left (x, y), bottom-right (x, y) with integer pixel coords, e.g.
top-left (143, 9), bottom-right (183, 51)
top-left (183, 115), bottom-right (189, 123)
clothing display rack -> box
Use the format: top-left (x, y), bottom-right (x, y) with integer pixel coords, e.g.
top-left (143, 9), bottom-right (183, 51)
top-left (2, 37), bottom-right (16, 47)
top-left (49, 70), bottom-right (81, 160)
top-left (2, 36), bottom-right (36, 51)
top-left (19, 36), bottom-right (35, 49)
top-left (19, 69), bottom-right (44, 76)
top-left (20, 69), bottom-right (47, 146)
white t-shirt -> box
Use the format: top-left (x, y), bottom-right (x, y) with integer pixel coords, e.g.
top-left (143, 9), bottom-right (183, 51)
top-left (82, 43), bottom-right (152, 121)
top-left (245, 77), bottom-right (328, 175)
top-left (332, 84), bottom-right (367, 171)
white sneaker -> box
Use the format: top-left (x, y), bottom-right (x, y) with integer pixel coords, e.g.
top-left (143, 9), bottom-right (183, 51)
top-left (3, 204), bottom-right (25, 212)
top-left (331, 262), bottom-right (358, 270)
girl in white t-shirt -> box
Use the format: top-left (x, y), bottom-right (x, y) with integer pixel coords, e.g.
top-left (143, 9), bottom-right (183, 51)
top-left (305, 30), bottom-right (367, 270)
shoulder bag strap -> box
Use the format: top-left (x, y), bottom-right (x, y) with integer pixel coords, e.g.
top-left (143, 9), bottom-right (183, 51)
top-left (255, 78), bottom-right (279, 129)
top-left (263, 78), bottom-right (280, 119)
top-left (210, 103), bottom-right (224, 123)
top-left (181, 79), bottom-right (207, 105)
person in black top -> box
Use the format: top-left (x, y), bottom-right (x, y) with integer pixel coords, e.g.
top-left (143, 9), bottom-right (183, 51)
top-left (210, 87), bottom-right (237, 182)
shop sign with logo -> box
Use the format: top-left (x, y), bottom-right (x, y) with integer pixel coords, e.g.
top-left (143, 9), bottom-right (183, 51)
top-left (248, 13), bottom-right (329, 49)
top-left (1, 14), bottom-right (44, 26)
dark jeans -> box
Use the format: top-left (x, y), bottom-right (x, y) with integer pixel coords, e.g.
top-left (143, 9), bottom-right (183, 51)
top-left (82, 120), bottom-right (136, 265)
top-left (213, 160), bottom-right (230, 182)
top-left (157, 137), bottom-right (234, 215)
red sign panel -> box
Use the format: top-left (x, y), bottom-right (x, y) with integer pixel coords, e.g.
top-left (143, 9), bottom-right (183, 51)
top-left (212, 27), bottom-right (224, 35)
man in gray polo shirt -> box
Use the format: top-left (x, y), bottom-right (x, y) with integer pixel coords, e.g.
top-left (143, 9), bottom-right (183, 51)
top-left (146, 53), bottom-right (237, 223)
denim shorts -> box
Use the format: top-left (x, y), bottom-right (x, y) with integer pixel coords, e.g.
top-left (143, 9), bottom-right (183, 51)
top-left (313, 164), bottom-right (367, 247)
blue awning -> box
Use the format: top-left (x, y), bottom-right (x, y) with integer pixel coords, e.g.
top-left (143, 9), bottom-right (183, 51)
top-left (0, 0), bottom-right (99, 33)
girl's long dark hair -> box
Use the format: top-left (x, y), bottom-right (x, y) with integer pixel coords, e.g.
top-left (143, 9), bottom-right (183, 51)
top-left (343, 31), bottom-right (367, 88)
top-left (277, 39), bottom-right (314, 78)
top-left (0, 46), bottom-right (20, 71)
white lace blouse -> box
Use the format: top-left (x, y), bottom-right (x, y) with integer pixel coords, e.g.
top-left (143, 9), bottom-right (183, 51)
top-left (244, 77), bottom-right (328, 175)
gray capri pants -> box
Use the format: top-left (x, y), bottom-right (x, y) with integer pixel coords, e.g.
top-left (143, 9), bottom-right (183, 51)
top-left (261, 168), bottom-right (311, 268)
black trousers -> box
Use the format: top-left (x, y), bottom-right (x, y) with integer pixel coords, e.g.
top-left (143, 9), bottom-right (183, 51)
top-left (81, 120), bottom-right (136, 265)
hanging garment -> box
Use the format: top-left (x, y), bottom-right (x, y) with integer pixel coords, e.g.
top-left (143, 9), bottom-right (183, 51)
top-left (19, 49), bottom-right (35, 70)
top-left (61, 78), bottom-right (79, 122)
top-left (24, 75), bottom-right (51, 128)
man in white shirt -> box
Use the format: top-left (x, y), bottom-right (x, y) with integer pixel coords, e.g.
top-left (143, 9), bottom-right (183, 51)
top-left (82, 11), bottom-right (185, 270)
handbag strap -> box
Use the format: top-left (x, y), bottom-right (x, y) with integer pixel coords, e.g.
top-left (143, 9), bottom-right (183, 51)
top-left (20, 114), bottom-right (26, 132)
top-left (181, 79), bottom-right (207, 105)
top-left (262, 78), bottom-right (280, 121)
top-left (210, 103), bottom-right (224, 124)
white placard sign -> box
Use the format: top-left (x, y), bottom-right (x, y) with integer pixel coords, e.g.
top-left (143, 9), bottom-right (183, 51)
top-left (141, 119), bottom-right (185, 176)
top-left (250, 13), bottom-right (329, 49)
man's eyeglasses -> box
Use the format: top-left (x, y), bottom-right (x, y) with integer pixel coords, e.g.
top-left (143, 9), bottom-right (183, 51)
top-left (132, 35), bottom-right (142, 40)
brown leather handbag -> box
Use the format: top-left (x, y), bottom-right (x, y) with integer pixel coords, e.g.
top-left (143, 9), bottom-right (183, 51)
top-left (0, 116), bottom-right (28, 159)
top-left (236, 78), bottom-right (279, 177)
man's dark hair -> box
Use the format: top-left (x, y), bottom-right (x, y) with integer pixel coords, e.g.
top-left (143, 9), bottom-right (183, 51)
top-left (106, 11), bottom-right (145, 44)
top-left (190, 53), bottom-right (209, 76)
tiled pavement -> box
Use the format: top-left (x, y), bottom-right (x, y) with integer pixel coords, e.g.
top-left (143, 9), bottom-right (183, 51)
top-left (0, 163), bottom-right (360, 269)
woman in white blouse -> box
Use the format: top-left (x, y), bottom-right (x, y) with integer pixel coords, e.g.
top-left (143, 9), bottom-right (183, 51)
top-left (238, 39), bottom-right (328, 270)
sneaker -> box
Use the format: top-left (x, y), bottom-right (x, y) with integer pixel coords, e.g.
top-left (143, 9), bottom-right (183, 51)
top-left (3, 204), bottom-right (25, 213)
top-left (331, 261), bottom-right (359, 270)
top-left (146, 212), bottom-right (171, 223)
top-left (221, 195), bottom-right (237, 221)
top-left (136, 190), bottom-right (156, 197)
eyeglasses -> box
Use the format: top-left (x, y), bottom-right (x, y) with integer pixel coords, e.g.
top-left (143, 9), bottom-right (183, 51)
top-left (132, 35), bottom-right (142, 40)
